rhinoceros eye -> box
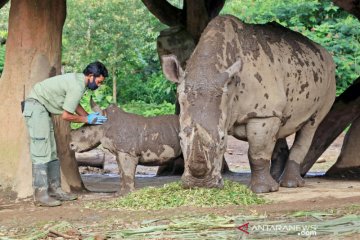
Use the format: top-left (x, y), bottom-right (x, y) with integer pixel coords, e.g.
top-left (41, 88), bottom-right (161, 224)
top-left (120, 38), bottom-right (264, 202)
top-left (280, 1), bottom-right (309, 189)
top-left (81, 129), bottom-right (85, 133)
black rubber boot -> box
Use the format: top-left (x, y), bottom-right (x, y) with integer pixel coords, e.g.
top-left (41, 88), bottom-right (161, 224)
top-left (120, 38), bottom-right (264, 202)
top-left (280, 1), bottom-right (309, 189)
top-left (32, 163), bottom-right (61, 207)
top-left (48, 160), bottom-right (78, 201)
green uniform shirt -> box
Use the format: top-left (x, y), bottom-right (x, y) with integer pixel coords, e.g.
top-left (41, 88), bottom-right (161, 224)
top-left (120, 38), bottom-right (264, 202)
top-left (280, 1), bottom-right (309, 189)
top-left (27, 73), bottom-right (86, 114)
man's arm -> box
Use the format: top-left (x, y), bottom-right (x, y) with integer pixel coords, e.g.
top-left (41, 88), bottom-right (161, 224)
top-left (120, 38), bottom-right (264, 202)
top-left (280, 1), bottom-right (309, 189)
top-left (62, 110), bottom-right (87, 123)
top-left (62, 104), bottom-right (88, 123)
top-left (75, 104), bottom-right (88, 117)
top-left (62, 104), bottom-right (107, 124)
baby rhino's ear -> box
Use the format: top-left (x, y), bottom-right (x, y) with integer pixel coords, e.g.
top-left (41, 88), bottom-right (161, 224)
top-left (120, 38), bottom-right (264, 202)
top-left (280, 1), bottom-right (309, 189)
top-left (90, 96), bottom-right (103, 114)
top-left (161, 54), bottom-right (184, 84)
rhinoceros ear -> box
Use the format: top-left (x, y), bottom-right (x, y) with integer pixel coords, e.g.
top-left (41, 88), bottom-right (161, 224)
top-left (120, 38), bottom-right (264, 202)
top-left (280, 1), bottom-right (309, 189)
top-left (90, 96), bottom-right (104, 114)
top-left (161, 54), bottom-right (184, 83)
top-left (225, 59), bottom-right (242, 78)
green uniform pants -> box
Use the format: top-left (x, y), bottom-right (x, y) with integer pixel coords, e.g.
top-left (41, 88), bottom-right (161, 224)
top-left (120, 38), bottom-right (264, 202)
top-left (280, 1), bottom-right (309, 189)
top-left (23, 98), bottom-right (58, 164)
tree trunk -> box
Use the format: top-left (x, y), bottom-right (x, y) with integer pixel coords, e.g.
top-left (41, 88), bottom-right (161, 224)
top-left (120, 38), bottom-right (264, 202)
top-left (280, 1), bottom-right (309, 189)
top-left (141, 0), bottom-right (183, 27)
top-left (301, 77), bottom-right (360, 175)
top-left (52, 116), bottom-right (86, 192)
top-left (0, 0), bottom-right (66, 198)
top-left (185, 0), bottom-right (210, 42)
top-left (157, 26), bottom-right (195, 68)
top-left (326, 116), bottom-right (360, 178)
top-left (112, 70), bottom-right (117, 104)
top-left (333, 0), bottom-right (360, 20)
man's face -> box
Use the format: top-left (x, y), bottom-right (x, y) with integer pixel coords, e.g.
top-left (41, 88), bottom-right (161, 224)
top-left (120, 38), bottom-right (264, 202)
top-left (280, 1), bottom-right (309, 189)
top-left (86, 74), bottom-right (105, 90)
top-left (92, 75), bottom-right (105, 87)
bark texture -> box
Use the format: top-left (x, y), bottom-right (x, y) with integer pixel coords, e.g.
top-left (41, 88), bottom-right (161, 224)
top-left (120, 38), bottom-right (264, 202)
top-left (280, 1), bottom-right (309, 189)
top-left (76, 150), bottom-right (105, 168)
top-left (141, 0), bottom-right (183, 27)
top-left (301, 77), bottom-right (360, 175)
top-left (52, 116), bottom-right (86, 191)
top-left (143, 0), bottom-right (224, 41)
top-left (326, 116), bottom-right (360, 178)
top-left (0, 0), bottom-right (66, 197)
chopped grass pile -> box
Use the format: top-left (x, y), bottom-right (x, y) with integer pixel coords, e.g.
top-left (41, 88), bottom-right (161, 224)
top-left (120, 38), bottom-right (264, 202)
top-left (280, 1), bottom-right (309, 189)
top-left (90, 180), bottom-right (265, 210)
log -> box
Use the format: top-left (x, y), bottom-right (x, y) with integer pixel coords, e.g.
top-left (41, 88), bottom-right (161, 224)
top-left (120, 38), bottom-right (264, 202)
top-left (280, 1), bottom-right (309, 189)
top-left (326, 116), bottom-right (360, 178)
top-left (301, 77), bottom-right (360, 175)
top-left (75, 149), bottom-right (105, 169)
top-left (52, 115), bottom-right (86, 192)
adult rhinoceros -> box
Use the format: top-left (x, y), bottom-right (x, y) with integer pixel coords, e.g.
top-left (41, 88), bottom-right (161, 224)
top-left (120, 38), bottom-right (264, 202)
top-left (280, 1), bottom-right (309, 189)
top-left (161, 15), bottom-right (336, 193)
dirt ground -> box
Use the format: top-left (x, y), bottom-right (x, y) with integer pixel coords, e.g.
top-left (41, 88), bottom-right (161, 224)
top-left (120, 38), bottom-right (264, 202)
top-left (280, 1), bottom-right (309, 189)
top-left (2, 132), bottom-right (360, 239)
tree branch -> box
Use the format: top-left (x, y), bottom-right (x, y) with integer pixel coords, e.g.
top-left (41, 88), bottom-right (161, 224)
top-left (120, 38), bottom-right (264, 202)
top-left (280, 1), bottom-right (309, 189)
top-left (0, 0), bottom-right (9, 10)
top-left (141, 0), bottom-right (184, 26)
top-left (333, 0), bottom-right (360, 20)
top-left (206, 0), bottom-right (225, 18)
top-left (186, 0), bottom-right (209, 41)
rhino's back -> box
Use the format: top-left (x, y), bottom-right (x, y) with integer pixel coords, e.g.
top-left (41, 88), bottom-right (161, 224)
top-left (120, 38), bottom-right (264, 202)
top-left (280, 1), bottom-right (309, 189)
top-left (103, 107), bottom-right (181, 162)
top-left (198, 15), bottom-right (336, 136)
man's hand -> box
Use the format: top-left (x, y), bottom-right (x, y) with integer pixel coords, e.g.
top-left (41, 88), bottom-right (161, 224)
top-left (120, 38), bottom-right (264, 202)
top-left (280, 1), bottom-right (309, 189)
top-left (87, 112), bottom-right (107, 124)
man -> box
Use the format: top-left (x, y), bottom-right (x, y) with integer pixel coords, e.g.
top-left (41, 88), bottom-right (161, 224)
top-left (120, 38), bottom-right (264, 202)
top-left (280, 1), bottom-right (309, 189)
top-left (22, 61), bottom-right (108, 207)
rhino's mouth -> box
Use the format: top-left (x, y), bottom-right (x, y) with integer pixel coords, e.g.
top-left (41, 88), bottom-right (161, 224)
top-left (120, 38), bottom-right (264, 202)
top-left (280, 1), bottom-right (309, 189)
top-left (76, 148), bottom-right (91, 153)
top-left (69, 143), bottom-right (100, 153)
top-left (181, 174), bottom-right (224, 189)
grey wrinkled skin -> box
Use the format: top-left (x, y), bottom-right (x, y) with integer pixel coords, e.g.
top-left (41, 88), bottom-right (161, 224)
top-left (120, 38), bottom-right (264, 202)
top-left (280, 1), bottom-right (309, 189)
top-left (161, 15), bottom-right (336, 193)
top-left (70, 101), bottom-right (181, 196)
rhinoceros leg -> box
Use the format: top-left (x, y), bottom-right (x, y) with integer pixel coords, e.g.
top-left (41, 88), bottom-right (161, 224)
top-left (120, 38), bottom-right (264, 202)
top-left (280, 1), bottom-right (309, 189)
top-left (116, 152), bottom-right (139, 196)
top-left (270, 138), bottom-right (289, 182)
top-left (246, 117), bottom-right (281, 193)
top-left (279, 122), bottom-right (317, 188)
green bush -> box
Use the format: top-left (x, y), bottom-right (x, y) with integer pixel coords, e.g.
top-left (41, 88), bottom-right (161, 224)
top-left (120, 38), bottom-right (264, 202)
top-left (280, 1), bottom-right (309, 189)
top-left (122, 100), bottom-right (175, 117)
top-left (2, 0), bottom-right (359, 106)
top-left (0, 45), bottom-right (5, 75)
top-left (0, 4), bottom-right (9, 76)
top-left (63, 0), bottom-right (176, 108)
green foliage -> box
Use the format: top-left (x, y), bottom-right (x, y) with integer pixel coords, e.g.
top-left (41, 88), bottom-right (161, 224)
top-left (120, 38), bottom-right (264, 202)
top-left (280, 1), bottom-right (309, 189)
top-left (222, 0), bottom-right (360, 94)
top-left (0, 45), bottom-right (4, 75)
top-left (1, 0), bottom-right (359, 110)
top-left (88, 180), bottom-right (265, 210)
top-left (119, 72), bottom-right (176, 105)
top-left (0, 4), bottom-right (9, 76)
top-left (63, 0), bottom-right (176, 111)
top-left (122, 100), bottom-right (175, 117)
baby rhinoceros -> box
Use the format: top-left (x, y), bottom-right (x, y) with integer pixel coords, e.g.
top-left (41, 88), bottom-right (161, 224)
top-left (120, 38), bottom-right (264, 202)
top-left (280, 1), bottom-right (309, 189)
top-left (70, 99), bottom-right (181, 196)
